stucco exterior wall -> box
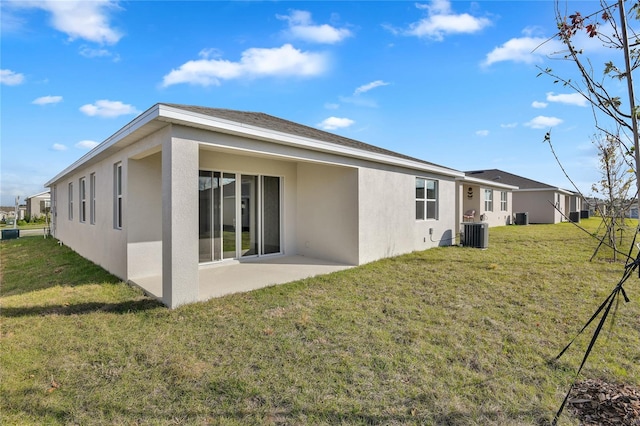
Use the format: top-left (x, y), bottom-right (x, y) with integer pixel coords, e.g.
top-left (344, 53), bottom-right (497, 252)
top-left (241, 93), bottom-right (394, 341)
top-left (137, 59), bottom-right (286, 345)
top-left (358, 167), bottom-right (456, 264)
top-left (296, 162), bottom-right (359, 265)
top-left (513, 190), bottom-right (561, 224)
top-left (26, 194), bottom-right (49, 218)
top-left (127, 152), bottom-right (162, 279)
top-left (50, 126), bottom-right (170, 280)
top-left (458, 183), bottom-right (513, 227)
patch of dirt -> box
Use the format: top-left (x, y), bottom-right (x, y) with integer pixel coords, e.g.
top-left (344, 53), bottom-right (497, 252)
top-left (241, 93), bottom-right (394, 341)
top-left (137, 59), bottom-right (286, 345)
top-left (568, 379), bottom-right (640, 425)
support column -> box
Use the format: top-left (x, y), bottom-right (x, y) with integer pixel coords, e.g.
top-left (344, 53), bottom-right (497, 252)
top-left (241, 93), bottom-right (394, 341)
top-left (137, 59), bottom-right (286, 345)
top-left (162, 136), bottom-right (199, 308)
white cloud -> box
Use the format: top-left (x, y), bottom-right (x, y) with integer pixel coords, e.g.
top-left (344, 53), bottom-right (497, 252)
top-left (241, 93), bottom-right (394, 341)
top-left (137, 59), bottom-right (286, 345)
top-left (354, 80), bottom-right (390, 95)
top-left (162, 44), bottom-right (328, 87)
top-left (198, 48), bottom-right (222, 59)
top-left (277, 10), bottom-right (352, 44)
top-left (525, 115), bottom-right (563, 129)
top-left (324, 102), bottom-right (340, 110)
top-left (52, 143), bottom-right (68, 151)
top-left (75, 140), bottom-right (99, 150)
top-left (317, 116), bottom-right (355, 130)
top-left (532, 101), bottom-right (548, 109)
top-left (15, 0), bottom-right (122, 44)
top-left (79, 46), bottom-right (120, 61)
top-left (32, 95), bottom-right (63, 105)
top-left (476, 129), bottom-right (489, 137)
top-left (80, 100), bottom-right (139, 118)
top-left (546, 92), bottom-right (588, 107)
top-left (0, 69), bottom-right (25, 85)
top-left (500, 123), bottom-right (518, 129)
top-left (338, 95), bottom-right (378, 108)
top-left (482, 35), bottom-right (563, 67)
top-left (402, 0), bottom-right (491, 41)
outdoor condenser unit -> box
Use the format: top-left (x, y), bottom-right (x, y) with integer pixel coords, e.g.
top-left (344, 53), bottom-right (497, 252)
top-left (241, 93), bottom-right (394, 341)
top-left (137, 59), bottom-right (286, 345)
top-left (461, 222), bottom-right (488, 249)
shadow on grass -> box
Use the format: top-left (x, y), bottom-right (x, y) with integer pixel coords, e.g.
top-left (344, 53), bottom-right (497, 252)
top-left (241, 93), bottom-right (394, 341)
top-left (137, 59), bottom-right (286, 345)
top-left (0, 298), bottom-right (163, 317)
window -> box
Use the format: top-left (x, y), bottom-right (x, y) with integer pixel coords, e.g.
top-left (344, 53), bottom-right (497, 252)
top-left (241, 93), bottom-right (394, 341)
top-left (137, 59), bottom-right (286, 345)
top-left (114, 162), bottom-right (123, 229)
top-left (68, 182), bottom-right (73, 220)
top-left (484, 189), bottom-right (493, 212)
top-left (79, 177), bottom-right (86, 222)
top-left (416, 178), bottom-right (438, 220)
top-left (90, 173), bottom-right (96, 224)
top-left (500, 191), bottom-right (508, 211)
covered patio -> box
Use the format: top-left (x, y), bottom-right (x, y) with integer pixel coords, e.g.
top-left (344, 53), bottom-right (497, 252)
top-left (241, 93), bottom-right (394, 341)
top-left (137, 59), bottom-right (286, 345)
top-left (130, 255), bottom-right (353, 302)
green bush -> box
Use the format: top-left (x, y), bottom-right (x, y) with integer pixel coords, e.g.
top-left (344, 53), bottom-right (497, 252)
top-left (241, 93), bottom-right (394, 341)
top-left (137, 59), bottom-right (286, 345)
top-left (16, 220), bottom-right (27, 227)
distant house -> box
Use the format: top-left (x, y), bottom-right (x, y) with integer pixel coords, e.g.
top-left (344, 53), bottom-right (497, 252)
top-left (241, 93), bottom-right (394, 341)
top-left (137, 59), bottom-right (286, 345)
top-left (26, 190), bottom-right (51, 219)
top-left (455, 175), bottom-right (517, 226)
top-left (47, 103), bottom-right (471, 308)
top-left (465, 169), bottom-right (582, 224)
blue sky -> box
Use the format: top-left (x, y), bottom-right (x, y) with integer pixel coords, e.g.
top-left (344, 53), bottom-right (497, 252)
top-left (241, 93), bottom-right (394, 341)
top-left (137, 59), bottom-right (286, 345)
top-left (0, 0), bottom-right (621, 206)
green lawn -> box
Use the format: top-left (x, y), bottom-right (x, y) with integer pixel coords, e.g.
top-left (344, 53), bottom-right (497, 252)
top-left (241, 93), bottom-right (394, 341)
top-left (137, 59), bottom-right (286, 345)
top-left (1, 219), bottom-right (639, 425)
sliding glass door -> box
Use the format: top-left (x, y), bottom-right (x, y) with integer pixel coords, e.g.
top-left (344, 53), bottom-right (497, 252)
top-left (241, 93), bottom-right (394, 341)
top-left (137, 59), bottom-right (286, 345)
top-left (199, 170), bottom-right (281, 263)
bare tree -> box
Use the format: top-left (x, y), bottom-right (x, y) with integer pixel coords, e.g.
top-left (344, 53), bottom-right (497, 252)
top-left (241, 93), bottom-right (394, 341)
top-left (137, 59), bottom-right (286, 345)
top-left (536, 1), bottom-right (639, 423)
top-left (590, 131), bottom-right (636, 261)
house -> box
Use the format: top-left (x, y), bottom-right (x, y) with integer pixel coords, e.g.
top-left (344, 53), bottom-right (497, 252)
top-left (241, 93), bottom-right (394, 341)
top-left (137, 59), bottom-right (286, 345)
top-left (455, 175), bottom-right (518, 227)
top-left (465, 169), bottom-right (582, 224)
top-left (26, 190), bottom-right (51, 219)
top-left (46, 103), bottom-right (472, 308)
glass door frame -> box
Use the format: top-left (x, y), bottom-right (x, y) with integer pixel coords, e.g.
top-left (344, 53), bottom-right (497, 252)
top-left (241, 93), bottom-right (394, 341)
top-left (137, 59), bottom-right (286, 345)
top-left (199, 169), bottom-right (283, 264)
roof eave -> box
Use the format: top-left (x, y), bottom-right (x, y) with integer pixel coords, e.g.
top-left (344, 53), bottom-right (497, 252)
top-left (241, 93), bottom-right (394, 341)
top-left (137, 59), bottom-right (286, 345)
top-left (46, 103), bottom-right (464, 186)
top-left (456, 175), bottom-right (519, 190)
top-left (156, 104), bottom-right (463, 177)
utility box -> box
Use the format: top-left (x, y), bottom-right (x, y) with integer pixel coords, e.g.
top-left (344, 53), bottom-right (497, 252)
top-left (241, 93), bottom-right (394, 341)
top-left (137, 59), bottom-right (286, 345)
top-left (515, 212), bottom-right (529, 225)
top-left (2, 229), bottom-right (20, 240)
top-left (580, 210), bottom-right (590, 219)
top-left (461, 222), bottom-right (488, 249)
top-left (569, 211), bottom-right (580, 223)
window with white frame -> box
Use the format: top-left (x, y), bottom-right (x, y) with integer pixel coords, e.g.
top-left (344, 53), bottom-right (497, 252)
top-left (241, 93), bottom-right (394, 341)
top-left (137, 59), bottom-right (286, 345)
top-left (79, 177), bottom-right (86, 223)
top-left (90, 173), bottom-right (96, 225)
top-left (114, 162), bottom-right (123, 229)
top-left (416, 178), bottom-right (438, 220)
top-left (68, 182), bottom-right (74, 220)
top-left (500, 191), bottom-right (508, 211)
top-left (484, 188), bottom-right (493, 212)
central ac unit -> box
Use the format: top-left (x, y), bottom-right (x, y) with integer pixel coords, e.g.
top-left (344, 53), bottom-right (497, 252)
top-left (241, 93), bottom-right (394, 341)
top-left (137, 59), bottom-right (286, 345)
top-left (461, 222), bottom-right (488, 249)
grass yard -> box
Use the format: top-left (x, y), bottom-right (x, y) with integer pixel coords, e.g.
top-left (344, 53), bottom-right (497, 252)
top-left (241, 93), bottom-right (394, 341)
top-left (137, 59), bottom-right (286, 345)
top-left (1, 219), bottom-right (639, 425)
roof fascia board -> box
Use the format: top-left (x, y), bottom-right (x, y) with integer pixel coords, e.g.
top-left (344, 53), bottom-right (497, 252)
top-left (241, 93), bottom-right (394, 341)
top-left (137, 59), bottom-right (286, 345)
top-left (516, 188), bottom-right (573, 195)
top-left (158, 105), bottom-right (463, 178)
top-left (45, 104), bottom-right (161, 186)
top-left (456, 176), bottom-right (519, 190)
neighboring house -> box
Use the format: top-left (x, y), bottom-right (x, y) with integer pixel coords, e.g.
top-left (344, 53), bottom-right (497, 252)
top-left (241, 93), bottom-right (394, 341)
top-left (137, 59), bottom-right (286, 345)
top-left (465, 169), bottom-right (579, 224)
top-left (26, 190), bottom-right (51, 219)
top-left (46, 103), bottom-right (466, 308)
top-left (456, 175), bottom-right (518, 227)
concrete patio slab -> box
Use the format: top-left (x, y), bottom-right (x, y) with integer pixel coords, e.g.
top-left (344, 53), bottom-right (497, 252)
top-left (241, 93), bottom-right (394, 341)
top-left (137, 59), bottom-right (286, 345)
top-left (130, 255), bottom-right (353, 303)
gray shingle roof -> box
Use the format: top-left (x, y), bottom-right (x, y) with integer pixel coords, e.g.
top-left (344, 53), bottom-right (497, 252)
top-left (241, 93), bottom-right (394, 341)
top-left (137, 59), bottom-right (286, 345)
top-left (465, 169), bottom-right (557, 189)
top-left (163, 103), bottom-right (453, 170)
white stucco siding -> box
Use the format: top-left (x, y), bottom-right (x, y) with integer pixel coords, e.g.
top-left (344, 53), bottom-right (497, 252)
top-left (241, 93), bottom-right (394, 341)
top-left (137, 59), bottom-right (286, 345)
top-left (49, 126), bottom-right (169, 280)
top-left (513, 190), bottom-right (559, 224)
top-left (51, 156), bottom-right (128, 278)
top-left (358, 167), bottom-right (456, 265)
top-left (296, 162), bottom-right (359, 265)
top-left (456, 182), bottom-right (513, 241)
top-left (127, 152), bottom-right (162, 279)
